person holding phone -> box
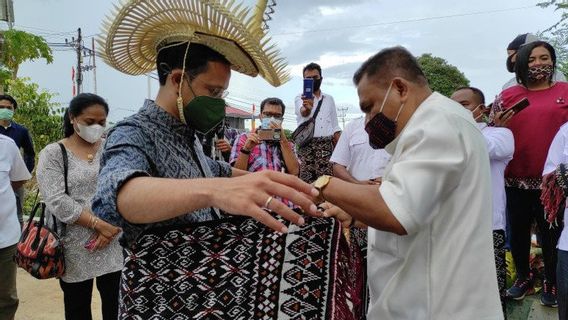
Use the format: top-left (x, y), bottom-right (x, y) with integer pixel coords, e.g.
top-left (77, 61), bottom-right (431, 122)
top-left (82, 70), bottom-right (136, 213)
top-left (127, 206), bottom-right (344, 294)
top-left (294, 62), bottom-right (342, 183)
top-left (489, 40), bottom-right (568, 307)
top-left (230, 98), bottom-right (300, 207)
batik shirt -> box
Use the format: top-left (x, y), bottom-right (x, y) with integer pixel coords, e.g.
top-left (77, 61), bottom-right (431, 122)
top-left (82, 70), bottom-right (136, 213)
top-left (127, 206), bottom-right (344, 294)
top-left (92, 100), bottom-right (232, 246)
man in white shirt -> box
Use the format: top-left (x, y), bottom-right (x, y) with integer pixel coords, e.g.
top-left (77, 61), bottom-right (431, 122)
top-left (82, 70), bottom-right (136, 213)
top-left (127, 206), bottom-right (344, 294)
top-left (451, 86), bottom-right (514, 318)
top-left (313, 46), bottom-right (503, 319)
top-left (295, 62), bottom-right (342, 183)
top-left (0, 135), bottom-right (31, 320)
top-left (330, 116), bottom-right (390, 183)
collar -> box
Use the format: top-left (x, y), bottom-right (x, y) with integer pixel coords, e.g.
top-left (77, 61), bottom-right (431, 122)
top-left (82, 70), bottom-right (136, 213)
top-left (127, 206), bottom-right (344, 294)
top-left (140, 99), bottom-right (195, 138)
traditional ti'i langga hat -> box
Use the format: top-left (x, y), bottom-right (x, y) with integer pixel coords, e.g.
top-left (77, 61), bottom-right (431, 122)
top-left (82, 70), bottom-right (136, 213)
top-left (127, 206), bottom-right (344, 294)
top-left (98, 0), bottom-right (289, 87)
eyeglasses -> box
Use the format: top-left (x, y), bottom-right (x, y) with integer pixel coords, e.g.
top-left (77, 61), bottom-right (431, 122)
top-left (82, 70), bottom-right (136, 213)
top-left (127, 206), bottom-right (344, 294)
top-left (261, 112), bottom-right (283, 119)
top-left (188, 76), bottom-right (229, 99)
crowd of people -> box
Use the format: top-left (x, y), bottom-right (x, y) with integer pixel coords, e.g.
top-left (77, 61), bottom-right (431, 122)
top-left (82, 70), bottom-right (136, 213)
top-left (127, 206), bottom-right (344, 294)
top-left (2, 0), bottom-right (568, 319)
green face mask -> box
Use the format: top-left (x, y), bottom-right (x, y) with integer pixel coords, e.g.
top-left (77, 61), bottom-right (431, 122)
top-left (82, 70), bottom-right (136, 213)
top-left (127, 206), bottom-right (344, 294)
top-left (0, 108), bottom-right (14, 121)
top-left (181, 95), bottom-right (226, 135)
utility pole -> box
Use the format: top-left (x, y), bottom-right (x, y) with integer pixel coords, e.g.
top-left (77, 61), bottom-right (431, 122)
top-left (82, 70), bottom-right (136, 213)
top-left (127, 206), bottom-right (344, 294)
top-left (75, 28), bottom-right (82, 94)
top-left (65, 28), bottom-right (96, 96)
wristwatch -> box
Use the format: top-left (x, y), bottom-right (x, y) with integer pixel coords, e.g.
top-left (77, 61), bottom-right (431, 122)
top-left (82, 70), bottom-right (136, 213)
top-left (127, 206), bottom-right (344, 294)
top-left (313, 175), bottom-right (332, 204)
top-left (240, 147), bottom-right (251, 155)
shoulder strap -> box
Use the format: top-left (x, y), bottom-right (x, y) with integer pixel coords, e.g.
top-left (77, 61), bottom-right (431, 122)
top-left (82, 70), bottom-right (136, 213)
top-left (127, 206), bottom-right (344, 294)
top-left (57, 143), bottom-right (69, 194)
top-left (57, 143), bottom-right (69, 236)
top-left (311, 95), bottom-right (325, 120)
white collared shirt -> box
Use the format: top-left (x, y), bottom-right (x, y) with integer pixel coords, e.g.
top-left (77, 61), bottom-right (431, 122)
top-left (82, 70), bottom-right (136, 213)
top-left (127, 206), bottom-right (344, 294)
top-left (329, 117), bottom-right (390, 180)
top-left (294, 92), bottom-right (341, 138)
top-left (477, 123), bottom-right (514, 231)
top-left (368, 92), bottom-right (503, 320)
top-left (0, 135), bottom-right (31, 249)
top-left (543, 122), bottom-right (568, 251)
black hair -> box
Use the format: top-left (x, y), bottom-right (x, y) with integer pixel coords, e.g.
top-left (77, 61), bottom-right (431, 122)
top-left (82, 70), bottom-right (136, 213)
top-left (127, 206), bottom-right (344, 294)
top-left (303, 62), bottom-right (322, 77)
top-left (353, 46), bottom-right (427, 86)
top-left (156, 42), bottom-right (231, 85)
top-left (63, 93), bottom-right (109, 138)
top-left (0, 94), bottom-right (18, 109)
top-left (260, 97), bottom-right (286, 115)
top-left (515, 41), bottom-right (556, 87)
top-left (454, 86), bottom-right (485, 104)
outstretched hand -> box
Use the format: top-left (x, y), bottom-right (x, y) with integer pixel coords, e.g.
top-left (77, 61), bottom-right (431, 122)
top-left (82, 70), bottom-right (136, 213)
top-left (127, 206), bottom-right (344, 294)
top-left (212, 170), bottom-right (320, 233)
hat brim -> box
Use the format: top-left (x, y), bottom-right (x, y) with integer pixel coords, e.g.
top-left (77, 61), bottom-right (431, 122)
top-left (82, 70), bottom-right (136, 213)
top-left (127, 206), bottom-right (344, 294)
top-left (99, 0), bottom-right (289, 86)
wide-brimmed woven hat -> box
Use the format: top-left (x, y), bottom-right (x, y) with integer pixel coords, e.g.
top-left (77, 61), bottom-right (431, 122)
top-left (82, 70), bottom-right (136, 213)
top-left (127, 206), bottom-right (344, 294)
top-left (98, 0), bottom-right (289, 86)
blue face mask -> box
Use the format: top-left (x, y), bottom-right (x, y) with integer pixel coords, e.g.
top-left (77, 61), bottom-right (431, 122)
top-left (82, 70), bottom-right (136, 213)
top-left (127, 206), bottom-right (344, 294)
top-left (261, 117), bottom-right (282, 129)
top-left (0, 108), bottom-right (14, 121)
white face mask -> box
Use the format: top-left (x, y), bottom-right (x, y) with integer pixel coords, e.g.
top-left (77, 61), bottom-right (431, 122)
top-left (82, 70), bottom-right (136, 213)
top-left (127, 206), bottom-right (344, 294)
top-left (76, 123), bottom-right (105, 143)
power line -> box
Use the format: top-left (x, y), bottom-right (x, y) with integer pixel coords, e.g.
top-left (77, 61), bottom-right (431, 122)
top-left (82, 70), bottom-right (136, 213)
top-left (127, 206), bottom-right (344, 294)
top-left (272, 4), bottom-right (538, 37)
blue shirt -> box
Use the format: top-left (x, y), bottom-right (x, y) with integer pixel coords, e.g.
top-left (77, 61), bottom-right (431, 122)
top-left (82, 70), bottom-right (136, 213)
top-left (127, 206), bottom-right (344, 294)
top-left (92, 100), bottom-right (232, 246)
top-left (0, 121), bottom-right (35, 172)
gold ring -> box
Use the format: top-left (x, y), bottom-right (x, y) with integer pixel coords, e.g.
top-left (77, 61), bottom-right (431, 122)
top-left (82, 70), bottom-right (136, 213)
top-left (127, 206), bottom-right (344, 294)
top-left (264, 196), bottom-right (274, 209)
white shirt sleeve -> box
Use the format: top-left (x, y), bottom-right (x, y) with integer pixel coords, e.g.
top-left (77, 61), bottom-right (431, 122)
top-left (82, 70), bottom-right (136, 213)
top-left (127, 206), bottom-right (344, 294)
top-left (294, 94), bottom-right (309, 125)
top-left (379, 121), bottom-right (467, 235)
top-left (329, 119), bottom-right (354, 166)
top-left (328, 95), bottom-right (342, 134)
top-left (485, 128), bottom-right (514, 162)
top-left (543, 126), bottom-right (568, 175)
top-left (8, 140), bottom-right (31, 182)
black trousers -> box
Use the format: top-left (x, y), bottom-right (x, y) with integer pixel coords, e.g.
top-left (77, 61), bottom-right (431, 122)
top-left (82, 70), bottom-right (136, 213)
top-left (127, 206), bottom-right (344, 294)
top-left (506, 187), bottom-right (561, 283)
top-left (59, 271), bottom-right (121, 320)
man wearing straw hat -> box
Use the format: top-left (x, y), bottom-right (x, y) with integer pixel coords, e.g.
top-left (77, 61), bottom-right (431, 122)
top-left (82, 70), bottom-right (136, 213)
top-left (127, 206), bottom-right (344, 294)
top-left (92, 0), bottom-right (321, 318)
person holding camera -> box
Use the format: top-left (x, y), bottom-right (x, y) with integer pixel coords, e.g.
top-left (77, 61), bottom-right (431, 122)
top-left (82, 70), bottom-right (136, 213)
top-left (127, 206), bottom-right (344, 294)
top-left (230, 98), bottom-right (299, 204)
top-left (294, 63), bottom-right (341, 183)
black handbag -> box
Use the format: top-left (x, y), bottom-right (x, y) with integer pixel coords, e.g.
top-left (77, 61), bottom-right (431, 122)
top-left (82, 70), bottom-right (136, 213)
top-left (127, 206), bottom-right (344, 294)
top-left (292, 96), bottom-right (324, 148)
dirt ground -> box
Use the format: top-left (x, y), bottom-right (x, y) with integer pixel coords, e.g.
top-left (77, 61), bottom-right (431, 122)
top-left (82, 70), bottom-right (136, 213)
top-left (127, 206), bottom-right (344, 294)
top-left (14, 268), bottom-right (102, 320)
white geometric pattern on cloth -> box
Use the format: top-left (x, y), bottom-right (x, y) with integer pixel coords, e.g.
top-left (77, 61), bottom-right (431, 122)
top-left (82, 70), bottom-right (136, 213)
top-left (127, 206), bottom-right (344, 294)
top-left (119, 216), bottom-right (365, 319)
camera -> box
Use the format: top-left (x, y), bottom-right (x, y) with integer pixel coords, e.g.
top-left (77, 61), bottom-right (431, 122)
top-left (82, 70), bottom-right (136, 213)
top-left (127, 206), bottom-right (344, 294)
top-left (258, 128), bottom-right (281, 141)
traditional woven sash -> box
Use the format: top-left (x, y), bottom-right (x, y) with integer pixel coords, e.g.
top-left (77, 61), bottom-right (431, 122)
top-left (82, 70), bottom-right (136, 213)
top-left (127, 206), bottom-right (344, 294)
top-left (119, 216), bottom-right (366, 320)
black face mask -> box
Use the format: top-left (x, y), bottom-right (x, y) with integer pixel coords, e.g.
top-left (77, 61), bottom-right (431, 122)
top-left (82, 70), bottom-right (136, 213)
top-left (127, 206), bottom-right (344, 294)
top-left (506, 54), bottom-right (516, 73)
top-left (313, 78), bottom-right (322, 92)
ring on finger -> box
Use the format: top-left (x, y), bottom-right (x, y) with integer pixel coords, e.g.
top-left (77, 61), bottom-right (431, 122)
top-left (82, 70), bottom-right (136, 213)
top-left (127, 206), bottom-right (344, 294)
top-left (264, 196), bottom-right (274, 209)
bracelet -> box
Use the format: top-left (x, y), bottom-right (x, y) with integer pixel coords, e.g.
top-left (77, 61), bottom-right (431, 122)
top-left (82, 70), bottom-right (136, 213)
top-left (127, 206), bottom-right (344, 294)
top-left (240, 147), bottom-right (251, 155)
top-left (92, 218), bottom-right (99, 231)
top-left (88, 215), bottom-right (95, 229)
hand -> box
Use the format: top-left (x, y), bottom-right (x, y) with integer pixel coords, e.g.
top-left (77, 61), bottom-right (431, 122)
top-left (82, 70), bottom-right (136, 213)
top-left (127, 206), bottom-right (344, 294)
top-left (244, 133), bottom-right (260, 151)
top-left (94, 219), bottom-right (121, 240)
top-left (215, 139), bottom-right (232, 153)
top-left (359, 178), bottom-right (381, 185)
top-left (92, 232), bottom-right (112, 251)
top-left (493, 110), bottom-right (514, 127)
top-left (211, 170), bottom-right (320, 233)
top-left (269, 121), bottom-right (288, 143)
top-left (301, 95), bottom-right (314, 109)
top-left (318, 202), bottom-right (367, 228)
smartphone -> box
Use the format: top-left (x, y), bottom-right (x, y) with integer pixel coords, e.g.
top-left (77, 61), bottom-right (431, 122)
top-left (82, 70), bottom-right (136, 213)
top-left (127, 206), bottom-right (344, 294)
top-left (499, 97), bottom-right (530, 119)
top-left (258, 128), bottom-right (281, 141)
top-left (303, 78), bottom-right (314, 99)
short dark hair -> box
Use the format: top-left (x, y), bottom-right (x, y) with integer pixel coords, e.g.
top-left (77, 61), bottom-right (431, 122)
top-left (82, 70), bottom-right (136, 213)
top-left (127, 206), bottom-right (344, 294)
top-left (0, 94), bottom-right (17, 109)
top-left (454, 86), bottom-right (485, 104)
top-left (156, 42), bottom-right (231, 85)
top-left (353, 46), bottom-right (427, 86)
top-left (303, 62), bottom-right (322, 77)
top-left (260, 97), bottom-right (285, 115)
top-left (515, 41), bottom-right (556, 87)
top-left (63, 93), bottom-right (109, 138)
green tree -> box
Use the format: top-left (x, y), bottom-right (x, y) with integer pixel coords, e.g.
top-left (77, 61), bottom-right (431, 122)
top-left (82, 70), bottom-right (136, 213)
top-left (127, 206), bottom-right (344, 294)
top-left (538, 30), bottom-right (568, 79)
top-left (416, 53), bottom-right (470, 97)
top-left (0, 29), bottom-right (53, 85)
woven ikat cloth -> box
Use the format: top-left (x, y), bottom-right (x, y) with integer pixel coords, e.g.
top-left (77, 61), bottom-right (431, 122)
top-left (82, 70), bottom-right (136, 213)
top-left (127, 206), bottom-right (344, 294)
top-left (119, 216), bottom-right (365, 319)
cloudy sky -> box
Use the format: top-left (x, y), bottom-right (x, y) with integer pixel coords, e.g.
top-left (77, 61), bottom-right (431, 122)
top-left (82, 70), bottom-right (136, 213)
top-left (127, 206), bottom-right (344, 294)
top-left (11, 0), bottom-right (564, 129)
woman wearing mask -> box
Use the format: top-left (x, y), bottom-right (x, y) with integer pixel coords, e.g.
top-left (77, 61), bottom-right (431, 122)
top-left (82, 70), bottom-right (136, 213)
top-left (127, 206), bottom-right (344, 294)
top-left (491, 41), bottom-right (568, 308)
top-left (37, 93), bottom-right (122, 320)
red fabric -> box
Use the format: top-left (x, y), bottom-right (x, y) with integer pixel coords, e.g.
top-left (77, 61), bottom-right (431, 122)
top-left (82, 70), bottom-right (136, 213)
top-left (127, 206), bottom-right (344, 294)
top-left (541, 170), bottom-right (564, 225)
top-left (496, 83), bottom-right (568, 180)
